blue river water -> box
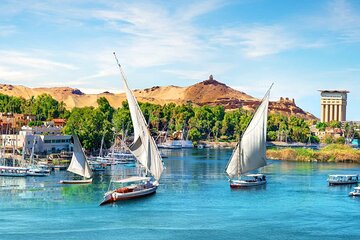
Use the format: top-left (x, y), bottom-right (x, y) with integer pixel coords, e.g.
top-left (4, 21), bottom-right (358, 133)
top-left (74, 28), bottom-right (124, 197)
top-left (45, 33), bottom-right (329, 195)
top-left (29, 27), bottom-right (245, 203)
top-left (0, 148), bottom-right (360, 240)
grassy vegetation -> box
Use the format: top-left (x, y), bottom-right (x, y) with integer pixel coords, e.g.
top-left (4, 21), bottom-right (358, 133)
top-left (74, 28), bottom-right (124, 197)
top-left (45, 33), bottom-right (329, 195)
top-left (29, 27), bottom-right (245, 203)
top-left (266, 144), bottom-right (360, 163)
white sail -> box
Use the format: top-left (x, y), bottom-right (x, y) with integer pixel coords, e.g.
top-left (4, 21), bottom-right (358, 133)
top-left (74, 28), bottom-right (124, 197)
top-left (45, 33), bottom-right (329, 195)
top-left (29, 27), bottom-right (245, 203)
top-left (226, 86), bottom-right (271, 178)
top-left (67, 134), bottom-right (92, 178)
top-left (114, 53), bottom-right (164, 182)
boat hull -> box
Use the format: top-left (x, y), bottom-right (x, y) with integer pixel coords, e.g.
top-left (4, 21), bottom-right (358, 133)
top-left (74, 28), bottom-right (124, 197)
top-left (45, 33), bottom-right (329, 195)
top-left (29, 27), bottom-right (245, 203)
top-left (349, 192), bottom-right (360, 197)
top-left (27, 172), bottom-right (49, 177)
top-left (100, 186), bottom-right (157, 205)
top-left (230, 180), bottom-right (267, 188)
top-left (59, 179), bottom-right (93, 184)
top-left (0, 173), bottom-right (27, 177)
top-left (328, 181), bottom-right (358, 186)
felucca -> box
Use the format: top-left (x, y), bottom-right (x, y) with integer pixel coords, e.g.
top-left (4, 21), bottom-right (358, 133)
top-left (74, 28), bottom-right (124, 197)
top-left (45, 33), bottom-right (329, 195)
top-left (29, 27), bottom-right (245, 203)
top-left (60, 134), bottom-right (93, 184)
top-left (100, 53), bottom-right (164, 205)
top-left (225, 84), bottom-right (272, 188)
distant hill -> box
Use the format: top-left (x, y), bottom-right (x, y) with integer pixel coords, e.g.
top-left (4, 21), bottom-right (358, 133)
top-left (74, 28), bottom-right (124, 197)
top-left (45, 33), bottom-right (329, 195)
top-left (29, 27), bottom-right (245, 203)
top-left (0, 76), bottom-right (317, 120)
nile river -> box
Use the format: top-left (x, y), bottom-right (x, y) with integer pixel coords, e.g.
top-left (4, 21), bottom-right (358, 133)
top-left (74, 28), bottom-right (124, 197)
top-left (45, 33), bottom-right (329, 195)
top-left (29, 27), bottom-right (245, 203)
top-left (1, 149), bottom-right (360, 240)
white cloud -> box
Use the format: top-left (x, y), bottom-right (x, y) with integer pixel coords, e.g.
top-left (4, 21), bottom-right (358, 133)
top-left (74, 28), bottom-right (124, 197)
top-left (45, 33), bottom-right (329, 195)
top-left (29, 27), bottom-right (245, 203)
top-left (91, 3), bottom-right (210, 68)
top-left (309, 0), bottom-right (360, 43)
top-left (212, 25), bottom-right (322, 58)
top-left (0, 50), bottom-right (78, 83)
top-left (0, 25), bottom-right (16, 37)
top-left (0, 50), bottom-right (77, 70)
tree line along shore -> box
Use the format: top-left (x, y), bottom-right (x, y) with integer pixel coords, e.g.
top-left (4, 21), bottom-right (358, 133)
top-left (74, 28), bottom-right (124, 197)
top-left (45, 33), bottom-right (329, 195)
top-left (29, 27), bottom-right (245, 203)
top-left (0, 93), bottom-right (359, 164)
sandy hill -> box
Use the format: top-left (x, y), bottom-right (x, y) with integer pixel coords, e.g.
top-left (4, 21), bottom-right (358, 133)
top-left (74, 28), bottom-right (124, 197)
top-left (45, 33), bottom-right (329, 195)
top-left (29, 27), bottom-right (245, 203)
top-left (0, 76), bottom-right (317, 120)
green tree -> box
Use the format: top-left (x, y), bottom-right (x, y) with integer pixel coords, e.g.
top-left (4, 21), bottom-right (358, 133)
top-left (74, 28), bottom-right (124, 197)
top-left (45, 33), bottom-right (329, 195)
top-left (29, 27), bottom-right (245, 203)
top-left (30, 94), bottom-right (68, 120)
top-left (188, 128), bottom-right (201, 142)
top-left (63, 107), bottom-right (112, 150)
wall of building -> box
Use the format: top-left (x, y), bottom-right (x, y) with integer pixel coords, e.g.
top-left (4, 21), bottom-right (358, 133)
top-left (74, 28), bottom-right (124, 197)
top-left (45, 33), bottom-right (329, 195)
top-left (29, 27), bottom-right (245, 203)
top-left (0, 125), bottom-right (73, 155)
top-left (320, 91), bottom-right (348, 122)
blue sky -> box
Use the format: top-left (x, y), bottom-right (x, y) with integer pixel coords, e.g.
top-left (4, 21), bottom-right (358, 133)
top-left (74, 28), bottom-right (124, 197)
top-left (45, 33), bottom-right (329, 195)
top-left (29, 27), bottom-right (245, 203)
top-left (0, 0), bottom-right (359, 120)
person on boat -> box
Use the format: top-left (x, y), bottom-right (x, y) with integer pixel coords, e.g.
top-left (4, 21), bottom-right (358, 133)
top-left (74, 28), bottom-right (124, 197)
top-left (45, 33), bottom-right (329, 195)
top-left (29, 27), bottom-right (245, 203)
top-left (146, 180), bottom-right (153, 189)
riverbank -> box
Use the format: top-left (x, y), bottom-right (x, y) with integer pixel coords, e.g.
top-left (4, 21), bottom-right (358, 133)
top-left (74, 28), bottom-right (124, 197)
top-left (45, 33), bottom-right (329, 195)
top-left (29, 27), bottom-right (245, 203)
top-left (266, 144), bottom-right (360, 163)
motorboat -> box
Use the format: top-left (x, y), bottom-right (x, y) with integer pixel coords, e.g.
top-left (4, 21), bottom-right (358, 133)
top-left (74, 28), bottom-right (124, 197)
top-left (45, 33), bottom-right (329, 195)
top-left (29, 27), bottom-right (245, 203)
top-left (27, 165), bottom-right (50, 176)
top-left (349, 186), bottom-right (360, 196)
top-left (157, 141), bottom-right (182, 149)
top-left (0, 166), bottom-right (28, 177)
top-left (60, 178), bottom-right (93, 184)
top-left (327, 174), bottom-right (359, 186)
top-left (89, 161), bottom-right (107, 171)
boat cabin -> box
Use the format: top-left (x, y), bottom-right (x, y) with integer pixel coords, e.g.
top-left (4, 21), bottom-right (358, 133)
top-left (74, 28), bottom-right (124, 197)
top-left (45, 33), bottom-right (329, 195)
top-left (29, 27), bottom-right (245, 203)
top-left (0, 166), bottom-right (28, 176)
top-left (352, 187), bottom-right (360, 193)
top-left (110, 176), bottom-right (151, 189)
top-left (349, 186), bottom-right (360, 196)
top-left (327, 174), bottom-right (359, 185)
top-left (243, 174), bottom-right (266, 182)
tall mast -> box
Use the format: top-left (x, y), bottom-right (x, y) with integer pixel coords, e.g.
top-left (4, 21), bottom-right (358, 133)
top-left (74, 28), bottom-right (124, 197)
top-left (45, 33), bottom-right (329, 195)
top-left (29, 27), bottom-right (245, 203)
top-left (237, 141), bottom-right (241, 179)
top-left (30, 136), bottom-right (36, 166)
top-left (99, 133), bottom-right (105, 157)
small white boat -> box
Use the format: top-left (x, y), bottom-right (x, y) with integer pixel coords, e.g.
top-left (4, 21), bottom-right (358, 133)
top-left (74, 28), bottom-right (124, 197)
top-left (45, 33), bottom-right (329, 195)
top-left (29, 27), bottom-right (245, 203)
top-left (89, 161), bottom-right (107, 171)
top-left (27, 166), bottom-right (50, 177)
top-left (60, 178), bottom-right (93, 184)
top-left (0, 166), bottom-right (28, 177)
top-left (26, 136), bottom-right (50, 177)
top-left (349, 187), bottom-right (360, 196)
top-left (230, 174), bottom-right (267, 188)
top-left (327, 174), bottom-right (359, 186)
top-left (60, 134), bottom-right (93, 184)
top-left (157, 141), bottom-right (182, 149)
top-left (100, 176), bottom-right (157, 205)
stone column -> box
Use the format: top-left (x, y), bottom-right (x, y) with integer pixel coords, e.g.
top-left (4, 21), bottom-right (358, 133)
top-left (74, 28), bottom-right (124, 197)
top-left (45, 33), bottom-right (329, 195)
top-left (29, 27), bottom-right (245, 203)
top-left (330, 104), bottom-right (334, 122)
top-left (324, 104), bottom-right (329, 122)
top-left (339, 104), bottom-right (343, 122)
top-left (321, 104), bottom-right (325, 122)
top-left (334, 104), bottom-right (338, 121)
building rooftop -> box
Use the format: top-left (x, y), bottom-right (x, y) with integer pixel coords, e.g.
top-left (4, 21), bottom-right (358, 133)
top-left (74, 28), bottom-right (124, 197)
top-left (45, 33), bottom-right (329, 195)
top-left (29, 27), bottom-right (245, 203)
top-left (318, 90), bottom-right (350, 93)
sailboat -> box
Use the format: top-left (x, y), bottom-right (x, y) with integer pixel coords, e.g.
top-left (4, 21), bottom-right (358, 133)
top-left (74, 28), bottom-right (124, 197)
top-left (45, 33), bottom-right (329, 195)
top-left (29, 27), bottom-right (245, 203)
top-left (100, 53), bottom-right (164, 205)
top-left (60, 134), bottom-right (93, 184)
top-left (225, 84), bottom-right (272, 188)
top-left (27, 136), bottom-right (50, 177)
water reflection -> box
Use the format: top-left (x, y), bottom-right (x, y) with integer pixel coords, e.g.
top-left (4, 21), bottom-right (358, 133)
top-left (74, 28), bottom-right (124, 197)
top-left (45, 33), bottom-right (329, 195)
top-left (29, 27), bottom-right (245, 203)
top-left (0, 149), bottom-right (359, 206)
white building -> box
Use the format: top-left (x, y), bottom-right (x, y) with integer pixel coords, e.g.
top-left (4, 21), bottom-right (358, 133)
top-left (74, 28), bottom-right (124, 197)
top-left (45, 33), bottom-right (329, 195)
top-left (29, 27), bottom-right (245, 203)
top-left (319, 90), bottom-right (349, 122)
top-left (1, 125), bottom-right (72, 155)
